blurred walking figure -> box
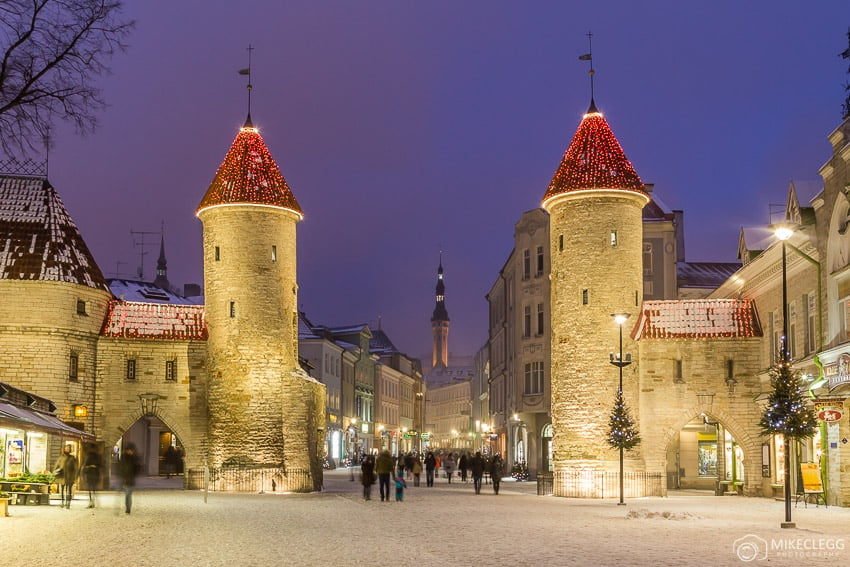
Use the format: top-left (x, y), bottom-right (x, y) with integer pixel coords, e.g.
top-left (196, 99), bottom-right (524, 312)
top-left (424, 452), bottom-right (437, 487)
top-left (490, 454), bottom-right (505, 495)
top-left (119, 444), bottom-right (140, 514)
top-left (82, 443), bottom-right (103, 508)
top-left (376, 450), bottom-right (394, 502)
top-left (360, 454), bottom-right (375, 500)
top-left (394, 474), bottom-right (407, 502)
top-left (53, 444), bottom-right (78, 509)
top-left (459, 452), bottom-right (469, 482)
top-left (470, 451), bottom-right (485, 495)
top-left (412, 454), bottom-right (422, 487)
top-left (443, 453), bottom-right (455, 483)
top-left (163, 445), bottom-right (178, 478)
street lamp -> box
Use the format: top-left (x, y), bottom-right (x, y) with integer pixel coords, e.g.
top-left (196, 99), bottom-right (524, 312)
top-left (774, 221), bottom-right (795, 528)
top-left (609, 313), bottom-right (632, 506)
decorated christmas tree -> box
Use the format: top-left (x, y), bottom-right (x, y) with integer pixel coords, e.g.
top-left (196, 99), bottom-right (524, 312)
top-left (608, 389), bottom-right (640, 451)
top-left (758, 362), bottom-right (817, 441)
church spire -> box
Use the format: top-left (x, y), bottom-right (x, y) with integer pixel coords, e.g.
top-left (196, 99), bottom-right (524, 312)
top-left (431, 253), bottom-right (450, 369)
top-left (153, 227), bottom-right (171, 291)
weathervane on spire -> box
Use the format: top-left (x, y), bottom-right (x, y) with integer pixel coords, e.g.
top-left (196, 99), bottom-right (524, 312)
top-left (578, 31), bottom-right (598, 113)
top-left (238, 45), bottom-right (254, 126)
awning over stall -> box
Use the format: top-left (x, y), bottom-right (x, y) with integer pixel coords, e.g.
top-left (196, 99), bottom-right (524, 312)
top-left (0, 402), bottom-right (92, 438)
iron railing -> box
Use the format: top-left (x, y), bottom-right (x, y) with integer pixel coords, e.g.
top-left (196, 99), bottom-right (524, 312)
top-left (186, 464), bottom-right (315, 493)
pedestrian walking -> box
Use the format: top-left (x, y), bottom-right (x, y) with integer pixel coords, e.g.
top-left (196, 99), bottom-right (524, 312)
top-left (360, 454), bottom-right (375, 500)
top-left (412, 454), bottom-right (422, 487)
top-left (118, 444), bottom-right (140, 514)
top-left (53, 444), bottom-right (79, 509)
top-left (82, 443), bottom-right (103, 508)
top-left (470, 451), bottom-right (485, 494)
top-left (424, 452), bottom-right (437, 487)
top-left (443, 453), bottom-right (456, 483)
top-left (376, 450), bottom-right (394, 502)
top-left (490, 453), bottom-right (505, 495)
top-left (394, 474), bottom-right (407, 502)
top-left (459, 452), bottom-right (469, 482)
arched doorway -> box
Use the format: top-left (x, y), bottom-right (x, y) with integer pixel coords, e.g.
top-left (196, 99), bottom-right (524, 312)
top-left (114, 415), bottom-right (185, 479)
top-left (666, 413), bottom-right (745, 493)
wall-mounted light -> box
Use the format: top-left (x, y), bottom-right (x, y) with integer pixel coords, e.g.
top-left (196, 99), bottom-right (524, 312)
top-left (73, 404), bottom-right (88, 418)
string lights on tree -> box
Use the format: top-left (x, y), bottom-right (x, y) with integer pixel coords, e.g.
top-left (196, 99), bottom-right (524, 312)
top-left (608, 389), bottom-right (640, 452)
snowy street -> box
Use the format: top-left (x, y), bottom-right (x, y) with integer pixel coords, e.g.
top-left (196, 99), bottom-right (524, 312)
top-left (2, 468), bottom-right (848, 566)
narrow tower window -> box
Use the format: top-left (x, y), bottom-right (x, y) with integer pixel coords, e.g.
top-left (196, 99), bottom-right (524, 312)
top-left (582, 289), bottom-right (588, 305)
top-left (559, 235), bottom-right (564, 251)
top-left (229, 301), bottom-right (236, 318)
top-left (126, 359), bottom-right (136, 381)
top-left (76, 300), bottom-right (87, 315)
top-left (674, 359), bottom-right (683, 383)
top-left (165, 360), bottom-right (176, 381)
top-left (69, 352), bottom-right (79, 382)
top-left (610, 231), bottom-right (618, 246)
top-left (215, 246), bottom-right (221, 261)
top-left (272, 245), bottom-right (277, 262)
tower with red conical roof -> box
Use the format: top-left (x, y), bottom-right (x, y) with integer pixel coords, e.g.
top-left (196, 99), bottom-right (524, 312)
top-left (196, 116), bottom-right (323, 490)
top-left (542, 100), bottom-right (648, 489)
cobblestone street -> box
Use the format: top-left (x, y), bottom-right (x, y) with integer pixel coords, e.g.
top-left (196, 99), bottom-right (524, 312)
top-left (2, 469), bottom-right (848, 566)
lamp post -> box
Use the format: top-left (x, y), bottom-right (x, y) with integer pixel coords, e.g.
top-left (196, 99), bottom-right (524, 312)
top-left (609, 313), bottom-right (632, 505)
top-left (774, 222), bottom-right (794, 528)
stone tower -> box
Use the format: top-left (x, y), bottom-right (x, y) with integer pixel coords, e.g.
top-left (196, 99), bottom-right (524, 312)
top-left (541, 100), bottom-right (649, 489)
top-left (431, 256), bottom-right (450, 369)
top-left (196, 115), bottom-right (324, 491)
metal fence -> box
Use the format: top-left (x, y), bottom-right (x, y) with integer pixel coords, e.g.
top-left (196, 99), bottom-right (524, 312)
top-left (186, 465), bottom-right (314, 493)
top-left (536, 471), bottom-right (664, 498)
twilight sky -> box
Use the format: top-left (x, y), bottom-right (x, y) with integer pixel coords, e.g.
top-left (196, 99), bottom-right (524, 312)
top-left (43, 1), bottom-right (850, 361)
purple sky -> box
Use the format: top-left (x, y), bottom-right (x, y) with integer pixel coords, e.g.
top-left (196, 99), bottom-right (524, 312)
top-left (45, 2), bottom-right (850, 360)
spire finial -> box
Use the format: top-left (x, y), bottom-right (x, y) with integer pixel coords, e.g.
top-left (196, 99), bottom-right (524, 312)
top-left (238, 45), bottom-right (254, 127)
top-left (578, 31), bottom-right (597, 113)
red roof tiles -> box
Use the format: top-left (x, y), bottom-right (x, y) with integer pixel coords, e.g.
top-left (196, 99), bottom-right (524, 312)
top-left (101, 301), bottom-right (207, 340)
top-left (635, 299), bottom-right (763, 340)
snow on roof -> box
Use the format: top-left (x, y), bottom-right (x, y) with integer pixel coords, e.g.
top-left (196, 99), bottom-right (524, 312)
top-left (677, 262), bottom-right (741, 289)
top-left (635, 299), bottom-right (762, 340)
top-left (108, 279), bottom-right (203, 305)
top-left (0, 175), bottom-right (108, 290)
top-left (101, 300), bottom-right (207, 340)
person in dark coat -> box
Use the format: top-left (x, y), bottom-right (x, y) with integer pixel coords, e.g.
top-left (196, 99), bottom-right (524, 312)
top-left (375, 450), bottom-right (395, 502)
top-left (424, 452), bottom-right (437, 487)
top-left (118, 444), bottom-right (140, 514)
top-left (459, 452), bottom-right (469, 482)
top-left (53, 444), bottom-right (79, 508)
top-left (82, 443), bottom-right (103, 508)
top-left (360, 454), bottom-right (376, 500)
top-left (470, 451), bottom-right (486, 494)
top-left (489, 454), bottom-right (505, 495)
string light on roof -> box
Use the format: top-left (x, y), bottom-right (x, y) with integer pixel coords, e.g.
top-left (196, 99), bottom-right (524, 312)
top-left (543, 112), bottom-right (647, 203)
top-left (196, 126), bottom-right (303, 218)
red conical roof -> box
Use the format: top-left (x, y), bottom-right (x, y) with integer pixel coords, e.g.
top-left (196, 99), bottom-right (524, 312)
top-left (196, 122), bottom-right (303, 217)
top-left (541, 108), bottom-right (647, 207)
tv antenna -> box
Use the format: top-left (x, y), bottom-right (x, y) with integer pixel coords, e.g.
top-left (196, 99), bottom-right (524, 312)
top-left (130, 227), bottom-right (162, 280)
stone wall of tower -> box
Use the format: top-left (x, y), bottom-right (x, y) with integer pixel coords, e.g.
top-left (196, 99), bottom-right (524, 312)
top-left (432, 320), bottom-right (449, 368)
top-left (0, 280), bottom-right (111, 427)
top-left (547, 192), bottom-right (646, 475)
top-left (199, 205), bottom-right (302, 468)
top-left (94, 337), bottom-right (208, 478)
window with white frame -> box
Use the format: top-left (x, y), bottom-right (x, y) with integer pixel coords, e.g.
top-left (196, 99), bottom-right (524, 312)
top-left (523, 249), bottom-right (530, 280)
top-left (523, 305), bottom-right (531, 337)
top-left (789, 301), bottom-right (797, 360)
top-left (524, 361), bottom-right (544, 394)
top-left (643, 242), bottom-right (653, 275)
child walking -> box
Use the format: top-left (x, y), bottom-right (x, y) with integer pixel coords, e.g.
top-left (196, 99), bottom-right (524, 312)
top-left (394, 473), bottom-right (407, 502)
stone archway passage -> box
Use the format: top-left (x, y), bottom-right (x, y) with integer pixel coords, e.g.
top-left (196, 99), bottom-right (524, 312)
top-left (665, 414), bottom-right (746, 494)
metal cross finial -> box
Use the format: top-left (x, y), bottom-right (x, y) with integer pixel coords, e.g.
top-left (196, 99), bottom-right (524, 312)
top-left (238, 45), bottom-right (255, 124)
top-left (578, 31), bottom-right (596, 109)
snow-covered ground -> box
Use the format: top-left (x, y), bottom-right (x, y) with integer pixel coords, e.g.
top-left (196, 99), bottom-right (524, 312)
top-left (3, 468), bottom-right (848, 566)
